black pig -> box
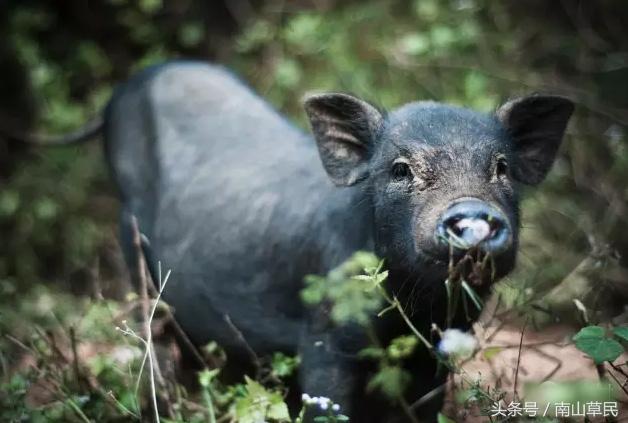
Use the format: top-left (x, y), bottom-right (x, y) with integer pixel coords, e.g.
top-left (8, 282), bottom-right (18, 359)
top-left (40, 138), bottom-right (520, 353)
top-left (100, 62), bottom-right (573, 421)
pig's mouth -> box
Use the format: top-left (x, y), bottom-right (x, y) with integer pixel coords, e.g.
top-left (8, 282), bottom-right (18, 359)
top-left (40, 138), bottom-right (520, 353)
top-left (451, 247), bottom-right (498, 286)
top-left (420, 241), bottom-right (505, 288)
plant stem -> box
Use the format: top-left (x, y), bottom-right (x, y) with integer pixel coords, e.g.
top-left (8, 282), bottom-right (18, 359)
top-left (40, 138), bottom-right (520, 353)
top-left (391, 296), bottom-right (433, 350)
top-left (399, 395), bottom-right (420, 423)
top-left (66, 396), bottom-right (92, 423)
top-left (201, 385), bottom-right (217, 423)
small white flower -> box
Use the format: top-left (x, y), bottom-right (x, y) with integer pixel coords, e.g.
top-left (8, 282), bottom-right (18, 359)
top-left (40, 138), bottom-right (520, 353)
top-left (438, 328), bottom-right (478, 360)
top-left (302, 394), bottom-right (341, 411)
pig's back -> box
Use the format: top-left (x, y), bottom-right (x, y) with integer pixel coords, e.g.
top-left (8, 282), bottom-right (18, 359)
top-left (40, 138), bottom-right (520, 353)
top-left (103, 61), bottom-right (341, 350)
top-left (105, 61), bottom-right (320, 226)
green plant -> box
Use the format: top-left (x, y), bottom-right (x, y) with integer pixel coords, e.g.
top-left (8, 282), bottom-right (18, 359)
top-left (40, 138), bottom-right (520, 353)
top-left (301, 252), bottom-right (384, 326)
top-left (573, 325), bottom-right (628, 364)
top-left (302, 251), bottom-right (502, 421)
top-left (232, 376), bottom-right (290, 423)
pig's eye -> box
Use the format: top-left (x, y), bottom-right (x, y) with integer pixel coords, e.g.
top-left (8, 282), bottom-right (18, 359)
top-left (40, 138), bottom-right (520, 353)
top-left (391, 162), bottom-right (412, 180)
top-left (495, 157), bottom-right (508, 178)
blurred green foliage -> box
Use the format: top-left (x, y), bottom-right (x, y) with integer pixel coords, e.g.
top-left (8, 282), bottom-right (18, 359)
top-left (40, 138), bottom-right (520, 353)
top-left (0, 283), bottom-right (304, 422)
top-left (233, 376), bottom-right (290, 423)
top-left (0, 285), bottom-right (140, 422)
top-left (302, 252), bottom-right (383, 325)
top-left (3, 0), bottom-right (628, 324)
top-left (2, 0), bottom-right (628, 420)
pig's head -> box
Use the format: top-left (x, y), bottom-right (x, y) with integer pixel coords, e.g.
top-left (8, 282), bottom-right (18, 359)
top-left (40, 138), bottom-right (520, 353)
top-left (304, 93), bottom-right (573, 290)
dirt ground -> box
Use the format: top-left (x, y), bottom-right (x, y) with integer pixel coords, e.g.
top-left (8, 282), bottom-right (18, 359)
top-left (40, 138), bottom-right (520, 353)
top-left (444, 306), bottom-right (628, 422)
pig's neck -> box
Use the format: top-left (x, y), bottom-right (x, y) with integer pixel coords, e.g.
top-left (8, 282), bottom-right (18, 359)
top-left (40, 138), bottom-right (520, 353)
top-left (312, 183), bottom-right (375, 271)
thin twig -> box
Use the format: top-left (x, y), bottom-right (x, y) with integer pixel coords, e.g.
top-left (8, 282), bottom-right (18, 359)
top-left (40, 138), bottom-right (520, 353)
top-left (106, 390), bottom-right (140, 418)
top-left (65, 395), bottom-right (92, 423)
top-left (223, 314), bottom-right (262, 378)
top-left (131, 216), bottom-right (159, 423)
top-left (409, 383), bottom-right (446, 411)
top-left (69, 326), bottom-right (84, 390)
top-left (513, 317), bottom-right (528, 400)
top-left (144, 265), bottom-right (215, 370)
top-left (399, 395), bottom-right (421, 423)
top-left (605, 364), bottom-right (628, 398)
top-left (5, 333), bottom-right (35, 353)
top-left (391, 296), bottom-right (434, 350)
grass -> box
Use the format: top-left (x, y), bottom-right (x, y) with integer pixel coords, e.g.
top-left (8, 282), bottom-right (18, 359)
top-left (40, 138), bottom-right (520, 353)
top-left (0, 213), bottom-right (625, 423)
top-left (2, 243), bottom-right (627, 422)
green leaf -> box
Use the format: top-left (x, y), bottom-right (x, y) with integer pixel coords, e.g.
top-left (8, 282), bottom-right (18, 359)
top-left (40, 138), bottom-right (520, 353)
top-left (301, 275), bottom-right (326, 305)
top-left (461, 280), bottom-right (484, 311)
top-left (198, 368), bottom-right (220, 388)
top-left (372, 271), bottom-right (389, 288)
top-left (573, 325), bottom-right (605, 341)
top-left (573, 326), bottom-right (624, 364)
top-left (304, 252), bottom-right (384, 326)
top-left (270, 352), bottom-right (300, 378)
top-left (367, 365), bottom-right (410, 400)
top-left (234, 376), bottom-right (291, 422)
top-left (351, 275), bottom-right (372, 282)
top-left (244, 376), bottom-right (267, 398)
top-left (386, 335), bottom-right (418, 360)
top-left (358, 346), bottom-right (386, 360)
top-left (267, 397), bottom-right (290, 421)
top-left (613, 326), bottom-right (628, 342)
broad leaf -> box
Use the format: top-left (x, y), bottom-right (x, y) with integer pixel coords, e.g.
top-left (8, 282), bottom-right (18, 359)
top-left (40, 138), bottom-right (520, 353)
top-left (574, 326), bottom-right (604, 340)
top-left (613, 326), bottom-right (628, 342)
top-left (573, 326), bottom-right (624, 364)
top-left (367, 365), bottom-right (410, 400)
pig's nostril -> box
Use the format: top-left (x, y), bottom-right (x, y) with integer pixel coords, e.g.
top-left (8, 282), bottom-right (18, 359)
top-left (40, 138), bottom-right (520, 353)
top-left (453, 218), bottom-right (492, 241)
top-left (437, 200), bottom-right (511, 253)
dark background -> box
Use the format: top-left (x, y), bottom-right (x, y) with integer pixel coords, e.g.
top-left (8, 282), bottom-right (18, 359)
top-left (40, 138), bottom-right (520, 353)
top-left (3, 0), bottom-right (627, 313)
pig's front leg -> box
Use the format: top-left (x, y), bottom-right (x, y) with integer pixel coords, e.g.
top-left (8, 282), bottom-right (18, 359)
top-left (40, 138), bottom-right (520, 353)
top-left (298, 316), bottom-right (367, 421)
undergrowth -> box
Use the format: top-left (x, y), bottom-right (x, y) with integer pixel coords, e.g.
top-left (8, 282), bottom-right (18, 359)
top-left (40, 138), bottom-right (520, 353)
top-left (3, 250), bottom-right (626, 422)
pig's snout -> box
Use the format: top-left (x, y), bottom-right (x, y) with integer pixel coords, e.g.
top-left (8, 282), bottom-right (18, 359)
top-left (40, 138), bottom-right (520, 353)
top-left (436, 199), bottom-right (511, 254)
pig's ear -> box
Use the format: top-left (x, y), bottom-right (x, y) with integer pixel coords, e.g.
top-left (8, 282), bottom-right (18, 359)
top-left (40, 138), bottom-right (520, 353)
top-left (496, 95), bottom-right (574, 185)
top-left (304, 93), bottom-right (383, 186)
